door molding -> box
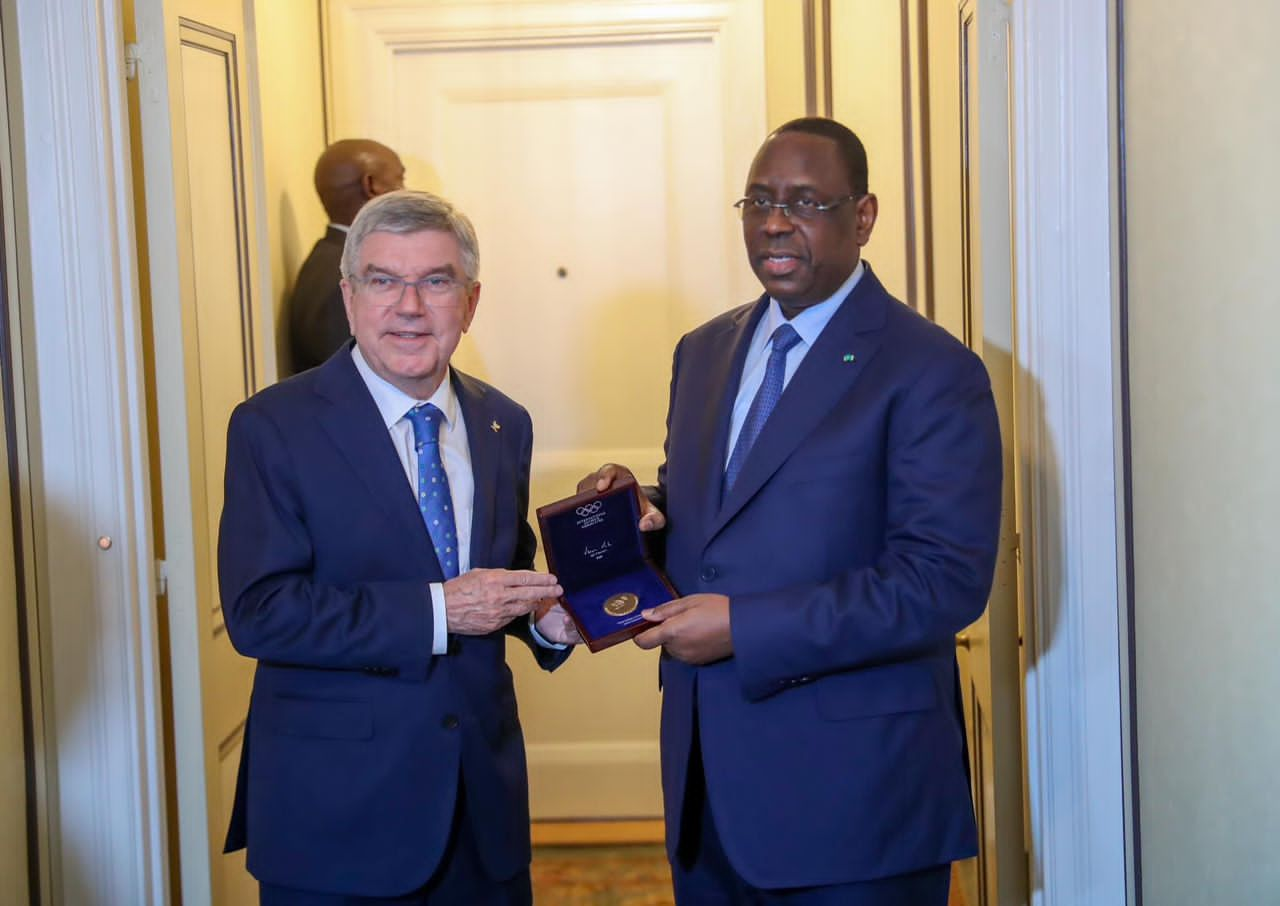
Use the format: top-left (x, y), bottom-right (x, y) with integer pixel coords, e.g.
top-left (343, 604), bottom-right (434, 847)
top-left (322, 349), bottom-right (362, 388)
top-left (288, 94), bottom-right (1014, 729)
top-left (324, 0), bottom-right (766, 308)
top-left (1011, 2), bottom-right (1131, 904)
top-left (6, 0), bottom-right (169, 902)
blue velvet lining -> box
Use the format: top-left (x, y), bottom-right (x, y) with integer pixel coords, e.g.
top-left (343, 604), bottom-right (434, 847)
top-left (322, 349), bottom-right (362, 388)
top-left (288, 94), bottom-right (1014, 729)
top-left (542, 486), bottom-right (672, 640)
top-left (564, 567), bottom-right (673, 640)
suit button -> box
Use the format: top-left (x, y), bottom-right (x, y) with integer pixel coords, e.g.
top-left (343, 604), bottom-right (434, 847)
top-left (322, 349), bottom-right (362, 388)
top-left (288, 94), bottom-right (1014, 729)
top-left (441, 714), bottom-right (459, 730)
top-left (700, 565), bottom-right (718, 582)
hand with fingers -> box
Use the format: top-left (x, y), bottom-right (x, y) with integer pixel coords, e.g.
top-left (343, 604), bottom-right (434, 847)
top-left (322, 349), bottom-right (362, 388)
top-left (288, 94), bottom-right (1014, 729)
top-left (633, 593), bottom-right (732, 665)
top-left (533, 598), bottom-right (583, 646)
top-left (576, 463), bottom-right (667, 532)
top-left (443, 569), bottom-right (563, 636)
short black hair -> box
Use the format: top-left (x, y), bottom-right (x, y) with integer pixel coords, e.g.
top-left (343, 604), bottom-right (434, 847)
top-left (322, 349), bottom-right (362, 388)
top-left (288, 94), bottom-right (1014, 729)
top-left (773, 117), bottom-right (869, 196)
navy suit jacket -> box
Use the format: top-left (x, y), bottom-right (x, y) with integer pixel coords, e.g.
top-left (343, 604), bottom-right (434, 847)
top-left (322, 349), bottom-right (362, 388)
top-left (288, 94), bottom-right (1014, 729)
top-left (653, 265), bottom-right (1002, 888)
top-left (218, 347), bottom-right (567, 897)
top-left (287, 226), bottom-right (350, 375)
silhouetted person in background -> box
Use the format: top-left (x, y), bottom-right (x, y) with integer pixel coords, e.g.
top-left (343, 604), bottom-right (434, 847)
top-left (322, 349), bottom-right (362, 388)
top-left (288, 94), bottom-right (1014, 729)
top-left (286, 138), bottom-right (405, 375)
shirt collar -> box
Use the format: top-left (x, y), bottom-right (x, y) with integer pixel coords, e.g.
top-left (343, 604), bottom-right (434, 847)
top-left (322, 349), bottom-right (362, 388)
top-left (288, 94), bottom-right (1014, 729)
top-left (351, 345), bottom-right (458, 430)
top-left (763, 259), bottom-right (865, 345)
top-left (329, 222), bottom-right (350, 233)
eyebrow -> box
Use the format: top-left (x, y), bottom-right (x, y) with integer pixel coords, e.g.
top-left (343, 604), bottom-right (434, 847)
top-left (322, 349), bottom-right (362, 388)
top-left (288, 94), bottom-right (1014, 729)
top-left (360, 262), bottom-right (459, 279)
top-left (744, 182), bottom-right (824, 195)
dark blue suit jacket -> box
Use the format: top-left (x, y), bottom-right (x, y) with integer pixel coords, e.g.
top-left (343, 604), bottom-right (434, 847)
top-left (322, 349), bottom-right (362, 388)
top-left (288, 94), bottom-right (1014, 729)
top-left (653, 265), bottom-right (1002, 888)
top-left (286, 226), bottom-right (349, 375)
top-left (218, 347), bottom-right (567, 897)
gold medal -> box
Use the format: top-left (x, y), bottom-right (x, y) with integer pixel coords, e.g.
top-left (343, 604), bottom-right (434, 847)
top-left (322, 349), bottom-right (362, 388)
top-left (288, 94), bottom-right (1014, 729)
top-left (603, 592), bottom-right (639, 617)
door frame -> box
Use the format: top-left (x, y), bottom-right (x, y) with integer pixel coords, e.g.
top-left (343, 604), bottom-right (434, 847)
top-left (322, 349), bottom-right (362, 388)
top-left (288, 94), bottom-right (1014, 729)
top-left (5, 0), bottom-right (1130, 904)
top-left (1013, 2), bottom-right (1132, 903)
top-left (4, 0), bottom-right (170, 903)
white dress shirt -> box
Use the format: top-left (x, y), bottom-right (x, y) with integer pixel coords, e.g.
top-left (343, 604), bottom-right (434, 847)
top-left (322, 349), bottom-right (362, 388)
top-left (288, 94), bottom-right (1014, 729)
top-left (725, 261), bottom-right (865, 467)
top-left (351, 347), bottom-right (562, 652)
top-left (353, 347), bottom-right (473, 655)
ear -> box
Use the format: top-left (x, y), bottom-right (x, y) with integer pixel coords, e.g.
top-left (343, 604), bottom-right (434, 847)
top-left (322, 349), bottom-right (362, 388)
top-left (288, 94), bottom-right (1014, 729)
top-left (460, 282), bottom-right (481, 333)
top-left (340, 278), bottom-right (358, 334)
top-left (360, 172), bottom-right (378, 200)
top-left (853, 193), bottom-right (878, 247)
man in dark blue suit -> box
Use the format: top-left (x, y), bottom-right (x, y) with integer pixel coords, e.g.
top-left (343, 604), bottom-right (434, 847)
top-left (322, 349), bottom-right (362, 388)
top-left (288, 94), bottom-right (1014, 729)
top-left (286, 139), bottom-right (405, 376)
top-left (220, 189), bottom-right (580, 904)
top-left (583, 118), bottom-right (1002, 904)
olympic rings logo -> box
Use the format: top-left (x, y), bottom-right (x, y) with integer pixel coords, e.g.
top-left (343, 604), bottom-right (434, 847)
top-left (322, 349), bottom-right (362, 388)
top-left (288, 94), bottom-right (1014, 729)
top-left (575, 501), bottom-right (604, 517)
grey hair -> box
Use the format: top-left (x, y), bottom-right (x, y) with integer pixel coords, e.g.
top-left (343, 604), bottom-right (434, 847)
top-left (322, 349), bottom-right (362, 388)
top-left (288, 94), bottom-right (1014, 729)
top-left (340, 189), bottom-right (480, 282)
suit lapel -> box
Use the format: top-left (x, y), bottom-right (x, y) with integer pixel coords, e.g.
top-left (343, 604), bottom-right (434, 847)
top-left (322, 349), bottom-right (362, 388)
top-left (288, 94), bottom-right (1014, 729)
top-left (690, 299), bottom-right (768, 526)
top-left (313, 353), bottom-right (439, 567)
top-left (452, 369), bottom-right (498, 567)
top-left (708, 268), bottom-right (890, 541)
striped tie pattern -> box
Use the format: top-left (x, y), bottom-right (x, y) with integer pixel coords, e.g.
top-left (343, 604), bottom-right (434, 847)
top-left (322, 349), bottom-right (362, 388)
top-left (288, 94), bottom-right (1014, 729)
top-left (724, 322), bottom-right (802, 491)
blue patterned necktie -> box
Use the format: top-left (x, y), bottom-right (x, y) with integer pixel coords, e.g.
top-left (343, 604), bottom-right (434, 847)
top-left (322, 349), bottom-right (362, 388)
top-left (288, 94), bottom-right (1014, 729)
top-left (724, 322), bottom-right (802, 492)
top-left (404, 403), bottom-right (459, 579)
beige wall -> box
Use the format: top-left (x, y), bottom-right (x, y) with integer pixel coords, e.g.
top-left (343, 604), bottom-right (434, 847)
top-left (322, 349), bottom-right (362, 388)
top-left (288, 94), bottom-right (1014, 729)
top-left (1125, 2), bottom-right (1280, 902)
top-left (830, 1), bottom-right (909, 303)
top-left (251, 0), bottom-right (328, 377)
top-left (763, 1), bottom-right (806, 129)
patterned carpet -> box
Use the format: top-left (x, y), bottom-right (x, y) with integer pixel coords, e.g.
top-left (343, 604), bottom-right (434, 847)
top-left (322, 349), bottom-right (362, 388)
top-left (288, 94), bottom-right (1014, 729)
top-left (531, 845), bottom-right (673, 905)
top-left (530, 846), bottom-right (968, 905)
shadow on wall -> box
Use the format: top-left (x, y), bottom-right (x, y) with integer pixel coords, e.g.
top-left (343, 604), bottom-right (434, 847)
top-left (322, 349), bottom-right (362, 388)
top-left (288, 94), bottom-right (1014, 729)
top-left (994, 343), bottom-right (1061, 900)
top-left (276, 192), bottom-right (302, 379)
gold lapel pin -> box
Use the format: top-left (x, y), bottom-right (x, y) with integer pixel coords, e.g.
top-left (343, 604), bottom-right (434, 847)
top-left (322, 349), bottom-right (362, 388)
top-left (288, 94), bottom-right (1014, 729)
top-left (490, 420), bottom-right (502, 433)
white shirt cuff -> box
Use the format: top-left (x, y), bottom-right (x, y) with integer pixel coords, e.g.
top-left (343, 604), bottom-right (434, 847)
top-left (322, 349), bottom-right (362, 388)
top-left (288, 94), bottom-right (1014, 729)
top-left (528, 612), bottom-right (567, 650)
top-left (429, 582), bottom-right (449, 655)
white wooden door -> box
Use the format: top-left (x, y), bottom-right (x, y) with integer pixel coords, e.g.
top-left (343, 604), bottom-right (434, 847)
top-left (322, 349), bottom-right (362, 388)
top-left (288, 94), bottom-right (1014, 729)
top-left (326, 0), bottom-right (766, 820)
top-left (926, 1), bottom-right (1028, 903)
top-left (133, 0), bottom-right (268, 901)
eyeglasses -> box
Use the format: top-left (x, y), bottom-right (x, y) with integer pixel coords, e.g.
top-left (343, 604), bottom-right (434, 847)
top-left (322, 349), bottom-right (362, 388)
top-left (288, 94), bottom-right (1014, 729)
top-left (733, 194), bottom-right (861, 222)
top-left (351, 272), bottom-right (468, 308)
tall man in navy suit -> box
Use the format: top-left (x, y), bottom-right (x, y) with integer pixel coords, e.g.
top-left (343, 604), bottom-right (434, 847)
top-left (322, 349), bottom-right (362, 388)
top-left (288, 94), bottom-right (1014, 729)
top-left (582, 118), bottom-right (1002, 904)
top-left (220, 189), bottom-right (581, 904)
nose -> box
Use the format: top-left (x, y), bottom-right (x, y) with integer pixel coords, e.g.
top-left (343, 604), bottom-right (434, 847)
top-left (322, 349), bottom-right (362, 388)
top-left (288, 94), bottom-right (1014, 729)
top-left (762, 205), bottom-right (794, 235)
top-left (393, 282), bottom-right (430, 315)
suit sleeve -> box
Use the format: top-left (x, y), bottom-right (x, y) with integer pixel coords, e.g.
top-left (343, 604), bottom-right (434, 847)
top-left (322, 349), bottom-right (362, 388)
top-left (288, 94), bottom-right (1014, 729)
top-left (217, 400), bottom-right (435, 678)
top-left (646, 337), bottom-right (684, 519)
top-left (730, 349), bottom-right (1003, 701)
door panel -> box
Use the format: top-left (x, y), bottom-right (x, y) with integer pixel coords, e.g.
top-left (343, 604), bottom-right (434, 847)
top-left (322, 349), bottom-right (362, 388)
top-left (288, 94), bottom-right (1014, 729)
top-left (134, 0), bottom-right (265, 901)
top-left (927, 1), bottom-right (1027, 904)
top-left (327, 0), bottom-right (766, 821)
top-left (958, 2), bottom-right (1027, 904)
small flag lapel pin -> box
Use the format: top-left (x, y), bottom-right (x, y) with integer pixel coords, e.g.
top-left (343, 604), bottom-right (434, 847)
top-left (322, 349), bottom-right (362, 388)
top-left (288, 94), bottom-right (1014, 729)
top-left (842, 353), bottom-right (857, 363)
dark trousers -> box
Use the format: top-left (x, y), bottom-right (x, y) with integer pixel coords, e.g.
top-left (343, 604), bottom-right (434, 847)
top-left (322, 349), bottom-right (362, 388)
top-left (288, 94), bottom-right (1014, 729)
top-left (671, 721), bottom-right (951, 906)
top-left (259, 779), bottom-right (531, 906)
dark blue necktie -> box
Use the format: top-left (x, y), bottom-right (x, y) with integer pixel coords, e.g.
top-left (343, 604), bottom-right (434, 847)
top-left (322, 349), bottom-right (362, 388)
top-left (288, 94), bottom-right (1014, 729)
top-left (725, 322), bottom-right (802, 491)
top-left (405, 403), bottom-right (459, 579)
